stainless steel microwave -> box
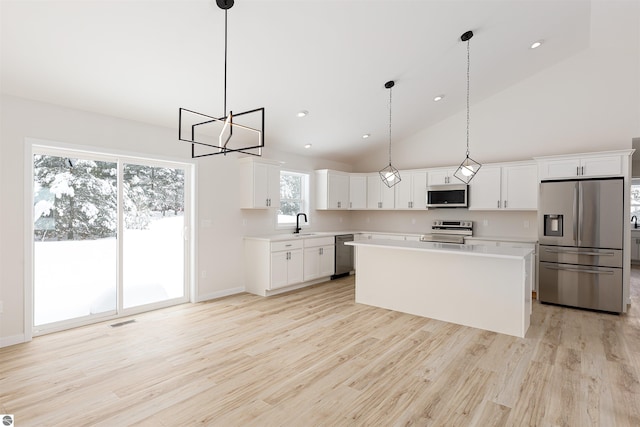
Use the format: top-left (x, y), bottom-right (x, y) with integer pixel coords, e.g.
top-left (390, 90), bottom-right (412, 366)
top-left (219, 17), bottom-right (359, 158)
top-left (426, 184), bottom-right (468, 208)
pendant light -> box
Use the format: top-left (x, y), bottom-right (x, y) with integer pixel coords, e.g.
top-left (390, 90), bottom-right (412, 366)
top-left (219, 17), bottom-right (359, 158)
top-left (178, 0), bottom-right (265, 158)
top-left (379, 80), bottom-right (401, 188)
top-left (454, 30), bottom-right (482, 184)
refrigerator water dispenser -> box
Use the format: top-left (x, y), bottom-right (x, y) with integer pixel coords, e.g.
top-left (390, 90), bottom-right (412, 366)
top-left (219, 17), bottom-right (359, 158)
top-left (543, 214), bottom-right (563, 237)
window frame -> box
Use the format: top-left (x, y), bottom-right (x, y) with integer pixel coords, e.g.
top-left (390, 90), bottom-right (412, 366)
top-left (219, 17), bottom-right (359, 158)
top-left (277, 169), bottom-right (310, 229)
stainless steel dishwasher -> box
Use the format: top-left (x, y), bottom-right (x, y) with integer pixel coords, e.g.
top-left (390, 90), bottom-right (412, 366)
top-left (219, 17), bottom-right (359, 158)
top-left (332, 234), bottom-right (354, 279)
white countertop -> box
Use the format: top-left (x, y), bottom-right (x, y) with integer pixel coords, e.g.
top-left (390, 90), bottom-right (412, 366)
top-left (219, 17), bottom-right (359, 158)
top-left (244, 231), bottom-right (356, 242)
top-left (465, 236), bottom-right (538, 244)
top-left (347, 239), bottom-right (533, 260)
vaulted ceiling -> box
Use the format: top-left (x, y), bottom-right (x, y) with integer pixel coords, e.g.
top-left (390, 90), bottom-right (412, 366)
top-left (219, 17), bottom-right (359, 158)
top-left (1, 0), bottom-right (592, 163)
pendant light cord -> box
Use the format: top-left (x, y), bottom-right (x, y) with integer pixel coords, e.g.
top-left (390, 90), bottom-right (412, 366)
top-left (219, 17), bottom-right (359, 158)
top-left (466, 37), bottom-right (470, 157)
top-left (388, 86), bottom-right (393, 165)
top-left (223, 9), bottom-right (228, 116)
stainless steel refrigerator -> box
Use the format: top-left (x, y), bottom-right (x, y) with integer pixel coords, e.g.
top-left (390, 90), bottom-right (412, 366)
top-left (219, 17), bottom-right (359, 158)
top-left (538, 177), bottom-right (624, 313)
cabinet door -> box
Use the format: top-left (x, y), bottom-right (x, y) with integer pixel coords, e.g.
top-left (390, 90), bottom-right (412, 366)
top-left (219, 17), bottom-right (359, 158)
top-left (581, 156), bottom-right (622, 177)
top-left (427, 170), bottom-right (450, 186)
top-left (380, 181), bottom-right (395, 209)
top-left (328, 172), bottom-right (349, 209)
top-left (349, 175), bottom-right (367, 209)
top-left (266, 163), bottom-right (280, 207)
top-left (411, 171), bottom-right (427, 209)
top-left (288, 249), bottom-right (304, 285)
top-left (428, 168), bottom-right (459, 186)
top-left (319, 245), bottom-right (335, 277)
top-left (502, 163), bottom-right (538, 210)
top-left (270, 251), bottom-right (289, 289)
top-left (253, 162), bottom-right (270, 207)
top-left (538, 158), bottom-right (580, 179)
top-left (303, 247), bottom-right (320, 281)
top-left (366, 174), bottom-right (381, 209)
top-left (395, 174), bottom-right (413, 209)
top-left (469, 166), bottom-right (501, 210)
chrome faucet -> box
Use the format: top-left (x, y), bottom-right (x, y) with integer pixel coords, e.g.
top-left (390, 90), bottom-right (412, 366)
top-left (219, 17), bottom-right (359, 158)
top-left (295, 213), bottom-right (308, 234)
top-left (632, 215), bottom-right (638, 229)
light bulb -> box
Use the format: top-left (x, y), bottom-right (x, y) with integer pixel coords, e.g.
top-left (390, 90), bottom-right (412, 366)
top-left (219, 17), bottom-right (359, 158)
top-left (461, 165), bottom-right (474, 177)
top-left (385, 172), bottom-right (395, 182)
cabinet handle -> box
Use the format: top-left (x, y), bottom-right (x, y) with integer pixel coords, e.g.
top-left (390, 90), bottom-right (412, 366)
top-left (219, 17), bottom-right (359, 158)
top-left (497, 200), bottom-right (500, 208)
top-left (285, 244), bottom-right (292, 247)
top-left (581, 166), bottom-right (584, 175)
top-left (350, 202), bottom-right (352, 208)
top-left (576, 166), bottom-right (580, 176)
top-left (505, 200), bottom-right (508, 208)
top-left (320, 248), bottom-right (323, 255)
top-left (337, 201), bottom-right (341, 208)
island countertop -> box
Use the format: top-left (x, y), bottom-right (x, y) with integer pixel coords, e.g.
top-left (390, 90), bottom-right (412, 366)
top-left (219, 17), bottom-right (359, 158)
top-left (346, 239), bottom-right (533, 260)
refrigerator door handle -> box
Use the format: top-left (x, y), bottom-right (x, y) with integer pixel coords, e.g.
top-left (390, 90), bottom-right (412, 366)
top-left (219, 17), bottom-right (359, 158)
top-left (543, 248), bottom-right (616, 257)
top-left (573, 184), bottom-right (578, 243)
top-left (543, 264), bottom-right (615, 275)
top-left (578, 182), bottom-right (583, 246)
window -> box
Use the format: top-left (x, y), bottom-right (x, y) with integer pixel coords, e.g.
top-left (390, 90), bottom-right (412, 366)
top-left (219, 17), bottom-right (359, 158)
top-left (278, 170), bottom-right (309, 226)
top-left (631, 179), bottom-right (640, 219)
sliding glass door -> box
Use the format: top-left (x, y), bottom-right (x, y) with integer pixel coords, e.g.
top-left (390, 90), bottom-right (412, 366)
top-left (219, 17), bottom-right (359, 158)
top-left (33, 153), bottom-right (118, 326)
top-left (122, 163), bottom-right (185, 309)
top-left (32, 148), bottom-right (190, 333)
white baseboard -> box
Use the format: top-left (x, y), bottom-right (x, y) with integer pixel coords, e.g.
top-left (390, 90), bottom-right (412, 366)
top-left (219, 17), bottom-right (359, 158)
top-left (196, 287), bottom-right (245, 303)
top-left (0, 334), bottom-right (27, 348)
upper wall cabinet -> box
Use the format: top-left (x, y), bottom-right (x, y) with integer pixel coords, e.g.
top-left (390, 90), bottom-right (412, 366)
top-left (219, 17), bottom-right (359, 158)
top-left (395, 170), bottom-right (428, 209)
top-left (349, 173), bottom-right (367, 210)
top-left (427, 168), bottom-right (460, 186)
top-left (239, 157), bottom-right (280, 209)
top-left (535, 151), bottom-right (631, 180)
top-left (316, 169), bottom-right (349, 210)
top-left (367, 173), bottom-right (395, 209)
top-left (469, 162), bottom-right (538, 210)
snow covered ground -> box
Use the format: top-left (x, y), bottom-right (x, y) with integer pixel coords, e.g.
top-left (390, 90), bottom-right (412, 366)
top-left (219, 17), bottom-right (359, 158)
top-left (34, 215), bottom-right (185, 326)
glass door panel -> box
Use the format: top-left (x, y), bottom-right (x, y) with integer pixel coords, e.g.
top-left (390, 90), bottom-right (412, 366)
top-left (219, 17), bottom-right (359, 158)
top-left (33, 154), bottom-right (118, 326)
top-left (122, 164), bottom-right (185, 309)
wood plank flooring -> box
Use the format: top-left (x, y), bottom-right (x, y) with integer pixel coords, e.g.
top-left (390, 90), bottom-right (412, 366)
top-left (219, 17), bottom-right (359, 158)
top-left (1, 270), bottom-right (640, 426)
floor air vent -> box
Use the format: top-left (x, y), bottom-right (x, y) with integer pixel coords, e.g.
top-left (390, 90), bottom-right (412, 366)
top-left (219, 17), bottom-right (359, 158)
top-left (110, 319), bottom-right (136, 328)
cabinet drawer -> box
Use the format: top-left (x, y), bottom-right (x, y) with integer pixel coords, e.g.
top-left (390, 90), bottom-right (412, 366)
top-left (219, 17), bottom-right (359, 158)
top-left (271, 240), bottom-right (303, 252)
top-left (304, 236), bottom-right (335, 248)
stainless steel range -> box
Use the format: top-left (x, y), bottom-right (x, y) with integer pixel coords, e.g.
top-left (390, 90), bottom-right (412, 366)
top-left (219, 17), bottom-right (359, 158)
top-left (420, 220), bottom-right (473, 244)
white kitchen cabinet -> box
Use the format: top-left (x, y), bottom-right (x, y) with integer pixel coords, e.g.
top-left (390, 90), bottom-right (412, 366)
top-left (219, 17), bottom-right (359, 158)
top-left (427, 168), bottom-right (460, 186)
top-left (395, 170), bottom-right (427, 209)
top-left (349, 174), bottom-right (368, 209)
top-left (469, 162), bottom-right (537, 210)
top-left (367, 173), bottom-right (395, 209)
top-left (239, 157), bottom-right (280, 209)
top-left (303, 237), bottom-right (335, 281)
top-left (536, 151), bottom-right (627, 180)
top-left (270, 240), bottom-right (303, 289)
top-left (316, 170), bottom-right (349, 210)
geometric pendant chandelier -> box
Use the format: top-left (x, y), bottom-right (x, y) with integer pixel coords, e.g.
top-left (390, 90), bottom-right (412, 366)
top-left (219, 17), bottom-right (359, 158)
top-left (178, 0), bottom-right (264, 158)
top-left (378, 80), bottom-right (401, 188)
top-left (454, 30), bottom-right (482, 184)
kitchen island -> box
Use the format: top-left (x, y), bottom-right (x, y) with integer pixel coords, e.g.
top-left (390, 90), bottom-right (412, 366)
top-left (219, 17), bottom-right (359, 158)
top-left (346, 239), bottom-right (534, 338)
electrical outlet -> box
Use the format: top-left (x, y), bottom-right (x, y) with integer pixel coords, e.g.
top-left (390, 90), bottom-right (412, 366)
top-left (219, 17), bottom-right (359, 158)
top-left (524, 220), bottom-right (530, 229)
top-left (483, 219), bottom-right (489, 227)
top-left (0, 300), bottom-right (3, 314)
top-left (201, 270), bottom-right (207, 279)
top-left (242, 219), bottom-right (247, 226)
top-left (339, 217), bottom-right (343, 223)
top-left (411, 218), bottom-right (416, 225)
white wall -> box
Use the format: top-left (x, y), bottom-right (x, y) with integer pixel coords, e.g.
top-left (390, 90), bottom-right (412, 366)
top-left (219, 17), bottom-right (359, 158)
top-left (0, 94), bottom-right (353, 345)
top-left (353, 2), bottom-right (639, 172)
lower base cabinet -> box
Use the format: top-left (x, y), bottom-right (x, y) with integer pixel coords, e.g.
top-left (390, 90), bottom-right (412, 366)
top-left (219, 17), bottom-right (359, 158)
top-left (244, 236), bottom-right (335, 296)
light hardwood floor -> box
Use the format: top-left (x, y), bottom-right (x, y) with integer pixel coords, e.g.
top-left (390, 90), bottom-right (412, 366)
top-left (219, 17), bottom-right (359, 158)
top-left (1, 270), bottom-right (640, 426)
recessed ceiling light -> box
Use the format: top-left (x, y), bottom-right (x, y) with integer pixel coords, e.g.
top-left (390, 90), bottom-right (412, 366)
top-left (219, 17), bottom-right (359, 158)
top-left (297, 110), bottom-right (309, 117)
top-left (433, 95), bottom-right (444, 102)
top-left (304, 144), bottom-right (312, 149)
top-left (530, 40), bottom-right (543, 49)
top-left (362, 134), bottom-right (370, 139)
